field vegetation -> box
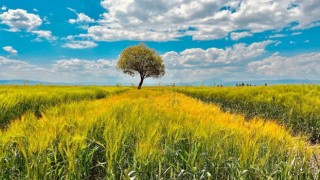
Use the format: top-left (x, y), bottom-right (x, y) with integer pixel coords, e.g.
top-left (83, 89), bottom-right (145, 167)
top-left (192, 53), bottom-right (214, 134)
top-left (0, 86), bottom-right (128, 128)
top-left (176, 85), bottom-right (320, 143)
top-left (0, 88), bottom-right (318, 179)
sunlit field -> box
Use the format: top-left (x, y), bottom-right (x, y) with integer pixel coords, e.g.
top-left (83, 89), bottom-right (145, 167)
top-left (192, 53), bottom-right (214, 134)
top-left (0, 86), bottom-right (129, 128)
top-left (0, 85), bottom-right (319, 179)
top-left (176, 85), bottom-right (320, 143)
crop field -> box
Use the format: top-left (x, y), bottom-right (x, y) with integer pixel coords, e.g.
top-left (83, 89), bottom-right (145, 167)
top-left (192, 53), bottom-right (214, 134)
top-left (0, 86), bottom-right (128, 128)
top-left (0, 85), bottom-right (320, 179)
top-left (176, 85), bottom-right (320, 143)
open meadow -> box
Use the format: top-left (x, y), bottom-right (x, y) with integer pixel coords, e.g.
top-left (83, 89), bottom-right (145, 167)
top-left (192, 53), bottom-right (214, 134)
top-left (0, 85), bottom-right (320, 179)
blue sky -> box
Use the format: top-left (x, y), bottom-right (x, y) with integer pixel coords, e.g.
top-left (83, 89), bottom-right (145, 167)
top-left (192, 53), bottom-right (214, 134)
top-left (0, 0), bottom-right (319, 84)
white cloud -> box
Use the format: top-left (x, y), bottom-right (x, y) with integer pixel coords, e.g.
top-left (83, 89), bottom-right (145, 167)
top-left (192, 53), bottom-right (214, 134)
top-left (43, 16), bottom-right (50, 25)
top-left (74, 0), bottom-right (320, 41)
top-left (0, 56), bottom-right (124, 83)
top-left (0, 56), bottom-right (60, 81)
top-left (163, 40), bottom-right (274, 69)
top-left (0, 53), bottom-right (225, 84)
top-left (31, 30), bottom-right (57, 41)
top-left (67, 8), bottom-right (95, 30)
top-left (159, 40), bottom-right (279, 83)
top-left (161, 68), bottom-right (227, 83)
top-left (248, 52), bottom-right (320, 79)
top-left (67, 7), bottom-right (76, 13)
top-left (269, 34), bottom-right (286, 38)
top-left (0, 57), bottom-right (37, 72)
top-left (0, 57), bottom-right (39, 80)
top-left (50, 58), bottom-right (129, 83)
top-left (0, 9), bottom-right (56, 41)
top-left (1, 48), bottom-right (320, 83)
top-left (230, 31), bottom-right (253, 41)
top-left (0, 9), bottom-right (42, 32)
top-left (84, 26), bottom-right (182, 41)
top-left (53, 59), bottom-right (113, 72)
top-left (2, 46), bottom-right (17, 56)
top-left (69, 13), bottom-right (94, 24)
top-left (274, 41), bottom-right (282, 46)
top-left (1, 6), bottom-right (7, 11)
top-left (62, 40), bottom-right (98, 49)
top-left (291, 32), bottom-right (302, 36)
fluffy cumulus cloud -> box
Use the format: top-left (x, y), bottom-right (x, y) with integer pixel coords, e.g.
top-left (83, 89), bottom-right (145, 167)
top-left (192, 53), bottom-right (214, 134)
top-left (76, 0), bottom-right (320, 41)
top-left (62, 40), bottom-right (97, 49)
top-left (2, 46), bottom-right (18, 55)
top-left (0, 9), bottom-right (55, 41)
top-left (248, 52), bottom-right (320, 79)
top-left (163, 40), bottom-right (274, 69)
top-left (160, 40), bottom-right (277, 83)
top-left (31, 30), bottom-right (57, 41)
top-left (0, 9), bottom-right (42, 32)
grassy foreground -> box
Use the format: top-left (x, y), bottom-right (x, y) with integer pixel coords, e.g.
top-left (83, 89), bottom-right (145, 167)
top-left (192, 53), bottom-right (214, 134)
top-left (0, 89), bottom-right (316, 179)
top-left (176, 85), bottom-right (320, 143)
top-left (0, 86), bottom-right (128, 128)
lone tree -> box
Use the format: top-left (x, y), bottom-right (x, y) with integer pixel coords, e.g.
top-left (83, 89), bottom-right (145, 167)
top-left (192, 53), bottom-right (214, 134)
top-left (117, 44), bottom-right (165, 89)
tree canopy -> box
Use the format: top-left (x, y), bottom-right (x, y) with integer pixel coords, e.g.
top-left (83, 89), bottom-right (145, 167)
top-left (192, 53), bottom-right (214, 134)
top-left (117, 44), bottom-right (165, 89)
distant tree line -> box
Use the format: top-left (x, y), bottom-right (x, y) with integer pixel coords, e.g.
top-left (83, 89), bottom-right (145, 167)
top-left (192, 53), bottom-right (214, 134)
top-left (236, 83), bottom-right (252, 87)
top-left (235, 83), bottom-right (268, 87)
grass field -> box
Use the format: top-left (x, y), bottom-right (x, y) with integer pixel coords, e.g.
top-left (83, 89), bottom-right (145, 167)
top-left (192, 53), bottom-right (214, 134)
top-left (0, 86), bottom-right (128, 128)
top-left (176, 85), bottom-right (320, 143)
top-left (0, 85), bottom-right (319, 179)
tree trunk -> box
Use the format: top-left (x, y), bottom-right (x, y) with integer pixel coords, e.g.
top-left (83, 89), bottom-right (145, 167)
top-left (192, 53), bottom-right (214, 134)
top-left (138, 77), bottom-right (144, 89)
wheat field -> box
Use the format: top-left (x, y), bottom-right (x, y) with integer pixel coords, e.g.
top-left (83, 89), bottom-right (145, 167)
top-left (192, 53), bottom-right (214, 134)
top-left (0, 86), bottom-right (318, 179)
top-left (176, 85), bottom-right (320, 143)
